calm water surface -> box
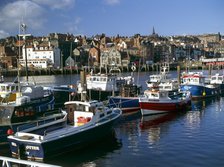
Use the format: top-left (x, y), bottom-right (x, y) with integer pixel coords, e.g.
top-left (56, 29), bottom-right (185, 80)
top-left (2, 71), bottom-right (224, 167)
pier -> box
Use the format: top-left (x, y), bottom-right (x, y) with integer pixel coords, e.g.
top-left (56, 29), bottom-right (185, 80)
top-left (0, 156), bottom-right (61, 167)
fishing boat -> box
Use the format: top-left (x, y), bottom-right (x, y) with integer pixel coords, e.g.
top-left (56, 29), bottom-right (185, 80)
top-left (8, 100), bottom-right (122, 161)
top-left (210, 73), bottom-right (224, 95)
top-left (108, 75), bottom-right (142, 114)
top-left (146, 63), bottom-right (179, 95)
top-left (0, 81), bottom-right (55, 144)
top-left (180, 71), bottom-right (220, 99)
top-left (146, 64), bottom-right (169, 88)
top-left (77, 72), bottom-right (127, 101)
top-left (139, 86), bottom-right (191, 116)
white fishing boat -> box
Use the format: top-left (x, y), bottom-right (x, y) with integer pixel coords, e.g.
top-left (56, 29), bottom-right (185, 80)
top-left (210, 73), bottom-right (224, 94)
top-left (146, 63), bottom-right (179, 94)
top-left (77, 72), bottom-right (126, 101)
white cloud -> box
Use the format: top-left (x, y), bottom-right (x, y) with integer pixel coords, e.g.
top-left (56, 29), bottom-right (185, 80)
top-left (104, 0), bottom-right (120, 5)
top-left (31, 0), bottom-right (75, 9)
top-left (0, 1), bottom-right (46, 34)
top-left (0, 30), bottom-right (10, 39)
top-left (0, 0), bottom-right (76, 37)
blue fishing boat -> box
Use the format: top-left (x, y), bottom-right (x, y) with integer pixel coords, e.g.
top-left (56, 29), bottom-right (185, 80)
top-left (180, 72), bottom-right (219, 99)
top-left (8, 100), bottom-right (122, 161)
top-left (108, 75), bottom-right (141, 114)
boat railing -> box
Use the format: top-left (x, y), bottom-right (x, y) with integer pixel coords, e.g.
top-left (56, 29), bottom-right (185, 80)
top-left (17, 109), bottom-right (65, 132)
top-left (0, 156), bottom-right (61, 167)
top-left (43, 109), bottom-right (63, 117)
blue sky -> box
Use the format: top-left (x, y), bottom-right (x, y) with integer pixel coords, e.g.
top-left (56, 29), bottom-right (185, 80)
top-left (0, 0), bottom-right (223, 39)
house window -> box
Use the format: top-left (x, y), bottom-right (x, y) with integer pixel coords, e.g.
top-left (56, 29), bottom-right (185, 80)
top-left (116, 58), bottom-right (119, 64)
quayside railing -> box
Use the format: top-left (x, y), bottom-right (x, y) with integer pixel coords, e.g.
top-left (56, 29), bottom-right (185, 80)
top-left (0, 156), bottom-right (61, 167)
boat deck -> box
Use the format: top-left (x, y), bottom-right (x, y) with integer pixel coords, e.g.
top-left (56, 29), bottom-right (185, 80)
top-left (14, 112), bottom-right (118, 143)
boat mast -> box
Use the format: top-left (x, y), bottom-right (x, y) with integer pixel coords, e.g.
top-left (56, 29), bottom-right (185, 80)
top-left (69, 41), bottom-right (73, 84)
top-left (19, 23), bottom-right (31, 83)
top-left (80, 70), bottom-right (87, 101)
top-left (18, 21), bottom-right (21, 92)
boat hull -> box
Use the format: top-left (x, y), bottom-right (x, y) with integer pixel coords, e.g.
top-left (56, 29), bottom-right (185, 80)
top-left (85, 89), bottom-right (119, 101)
top-left (139, 99), bottom-right (191, 116)
top-left (180, 84), bottom-right (219, 99)
top-left (108, 96), bottom-right (140, 114)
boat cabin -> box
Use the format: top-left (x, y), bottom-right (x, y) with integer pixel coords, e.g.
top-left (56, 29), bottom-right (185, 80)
top-left (181, 72), bottom-right (205, 85)
top-left (0, 83), bottom-right (20, 102)
top-left (149, 74), bottom-right (164, 83)
top-left (210, 73), bottom-right (224, 84)
top-left (144, 87), bottom-right (170, 100)
top-left (86, 74), bottom-right (118, 91)
top-left (64, 100), bottom-right (104, 127)
top-left (159, 80), bottom-right (179, 92)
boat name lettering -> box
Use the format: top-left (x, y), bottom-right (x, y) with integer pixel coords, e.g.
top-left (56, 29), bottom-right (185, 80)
top-left (26, 145), bottom-right (40, 150)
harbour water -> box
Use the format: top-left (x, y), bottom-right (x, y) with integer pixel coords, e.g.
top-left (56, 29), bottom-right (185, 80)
top-left (1, 71), bottom-right (224, 167)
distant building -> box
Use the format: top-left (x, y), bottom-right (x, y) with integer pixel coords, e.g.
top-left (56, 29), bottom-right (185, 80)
top-left (65, 56), bottom-right (75, 68)
top-left (89, 46), bottom-right (101, 67)
top-left (100, 47), bottom-right (122, 69)
top-left (197, 33), bottom-right (221, 43)
top-left (0, 45), bottom-right (17, 68)
top-left (20, 42), bottom-right (61, 69)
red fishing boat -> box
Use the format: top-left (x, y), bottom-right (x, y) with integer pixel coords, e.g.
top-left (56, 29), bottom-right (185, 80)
top-left (139, 86), bottom-right (191, 116)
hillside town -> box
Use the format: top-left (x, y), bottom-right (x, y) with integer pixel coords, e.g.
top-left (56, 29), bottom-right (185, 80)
top-left (0, 27), bottom-right (224, 75)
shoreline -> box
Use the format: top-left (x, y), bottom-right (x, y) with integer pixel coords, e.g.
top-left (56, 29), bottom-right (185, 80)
top-left (0, 64), bottom-right (207, 77)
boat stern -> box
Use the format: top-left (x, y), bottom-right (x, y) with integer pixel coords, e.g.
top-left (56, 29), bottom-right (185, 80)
top-left (8, 134), bottom-right (44, 161)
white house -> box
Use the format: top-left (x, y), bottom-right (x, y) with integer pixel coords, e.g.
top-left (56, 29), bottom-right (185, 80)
top-left (20, 42), bottom-right (61, 69)
top-left (100, 47), bottom-right (122, 68)
top-left (117, 40), bottom-right (127, 50)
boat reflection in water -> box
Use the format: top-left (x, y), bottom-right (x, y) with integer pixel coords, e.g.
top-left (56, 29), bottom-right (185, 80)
top-left (140, 113), bottom-right (177, 144)
top-left (185, 97), bottom-right (222, 132)
top-left (191, 97), bottom-right (220, 111)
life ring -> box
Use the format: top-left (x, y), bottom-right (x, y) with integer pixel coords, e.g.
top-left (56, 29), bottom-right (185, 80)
top-left (131, 65), bottom-right (136, 71)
